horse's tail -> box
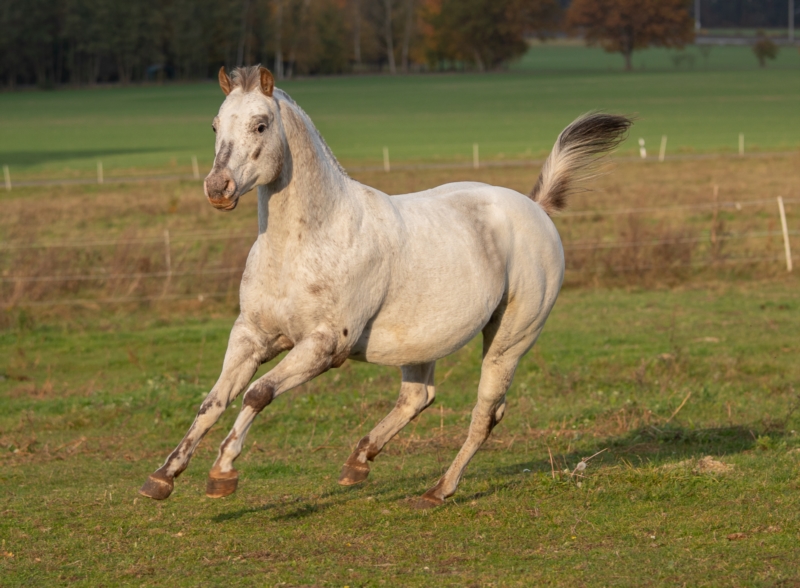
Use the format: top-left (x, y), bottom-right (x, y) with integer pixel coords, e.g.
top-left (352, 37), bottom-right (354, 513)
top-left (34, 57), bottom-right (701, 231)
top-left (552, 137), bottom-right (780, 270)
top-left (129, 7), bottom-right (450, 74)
top-left (530, 113), bottom-right (632, 216)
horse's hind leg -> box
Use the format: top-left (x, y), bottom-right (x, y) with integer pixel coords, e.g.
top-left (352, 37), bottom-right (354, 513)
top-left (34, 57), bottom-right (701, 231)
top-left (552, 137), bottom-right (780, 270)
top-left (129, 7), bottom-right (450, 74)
top-left (339, 362), bottom-right (435, 485)
top-left (414, 308), bottom-right (547, 509)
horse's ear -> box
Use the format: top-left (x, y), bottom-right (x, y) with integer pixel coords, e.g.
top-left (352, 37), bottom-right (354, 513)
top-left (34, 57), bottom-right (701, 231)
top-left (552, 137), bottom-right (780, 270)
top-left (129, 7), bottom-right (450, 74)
top-left (218, 66), bottom-right (232, 96)
top-left (259, 67), bottom-right (274, 97)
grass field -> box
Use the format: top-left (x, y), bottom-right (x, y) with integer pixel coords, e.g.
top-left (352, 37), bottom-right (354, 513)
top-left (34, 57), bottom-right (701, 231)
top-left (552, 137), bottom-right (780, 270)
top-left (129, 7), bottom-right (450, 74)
top-left (2, 43), bottom-right (800, 586)
top-left (1, 156), bottom-right (799, 585)
top-left (1, 45), bottom-right (800, 180)
top-left (1, 279), bottom-right (799, 586)
top-left (514, 40), bottom-right (800, 72)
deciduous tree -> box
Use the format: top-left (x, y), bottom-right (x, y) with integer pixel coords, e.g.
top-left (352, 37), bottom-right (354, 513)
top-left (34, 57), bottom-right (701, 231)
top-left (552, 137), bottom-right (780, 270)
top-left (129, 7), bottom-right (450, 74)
top-left (425, 0), bottom-right (560, 71)
top-left (567, 0), bottom-right (694, 71)
top-left (752, 30), bottom-right (779, 67)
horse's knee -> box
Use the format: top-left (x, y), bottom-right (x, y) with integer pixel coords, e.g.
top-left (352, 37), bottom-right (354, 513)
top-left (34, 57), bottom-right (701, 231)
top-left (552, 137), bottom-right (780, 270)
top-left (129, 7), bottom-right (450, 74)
top-left (242, 379), bottom-right (275, 412)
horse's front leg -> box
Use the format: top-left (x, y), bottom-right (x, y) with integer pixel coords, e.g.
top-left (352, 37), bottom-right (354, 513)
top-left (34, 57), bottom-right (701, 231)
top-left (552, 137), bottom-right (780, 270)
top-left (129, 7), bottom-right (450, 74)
top-left (205, 330), bottom-right (342, 498)
top-left (139, 319), bottom-right (279, 500)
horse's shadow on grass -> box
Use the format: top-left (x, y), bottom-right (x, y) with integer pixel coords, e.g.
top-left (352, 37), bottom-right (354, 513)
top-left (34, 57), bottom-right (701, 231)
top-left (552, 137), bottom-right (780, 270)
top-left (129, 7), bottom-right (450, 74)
top-left (211, 469), bottom-right (435, 523)
top-left (496, 423), bottom-right (783, 478)
top-left (212, 423), bottom-right (790, 523)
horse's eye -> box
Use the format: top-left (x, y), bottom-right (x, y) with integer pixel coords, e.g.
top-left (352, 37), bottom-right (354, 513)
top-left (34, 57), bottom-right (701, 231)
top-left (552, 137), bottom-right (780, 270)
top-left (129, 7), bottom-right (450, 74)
top-left (257, 123), bottom-right (267, 134)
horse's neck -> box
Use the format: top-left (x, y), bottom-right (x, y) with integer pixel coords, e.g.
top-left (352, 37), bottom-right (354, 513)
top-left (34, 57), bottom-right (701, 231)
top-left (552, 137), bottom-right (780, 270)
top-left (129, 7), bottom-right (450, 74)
top-left (257, 100), bottom-right (356, 242)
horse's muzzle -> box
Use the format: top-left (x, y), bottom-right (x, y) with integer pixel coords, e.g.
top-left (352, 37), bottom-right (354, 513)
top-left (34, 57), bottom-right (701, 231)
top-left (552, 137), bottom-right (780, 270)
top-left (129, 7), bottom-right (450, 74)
top-left (204, 170), bottom-right (239, 211)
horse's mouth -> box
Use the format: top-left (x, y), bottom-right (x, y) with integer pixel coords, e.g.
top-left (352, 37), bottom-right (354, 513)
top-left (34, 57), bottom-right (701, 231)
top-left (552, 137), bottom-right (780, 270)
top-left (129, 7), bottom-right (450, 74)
top-left (207, 195), bottom-right (239, 211)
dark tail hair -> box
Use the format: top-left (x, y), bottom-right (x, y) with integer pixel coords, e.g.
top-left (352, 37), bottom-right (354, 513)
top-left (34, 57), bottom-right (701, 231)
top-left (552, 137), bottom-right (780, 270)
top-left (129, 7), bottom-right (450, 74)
top-left (530, 113), bottom-right (632, 216)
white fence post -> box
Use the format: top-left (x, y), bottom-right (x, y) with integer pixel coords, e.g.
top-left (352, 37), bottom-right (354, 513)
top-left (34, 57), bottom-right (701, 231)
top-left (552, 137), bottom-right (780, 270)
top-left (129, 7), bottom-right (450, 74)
top-left (97, 161), bottom-right (104, 184)
top-left (777, 196), bottom-right (793, 272)
top-left (192, 156), bottom-right (200, 180)
top-left (739, 133), bottom-right (744, 156)
top-left (3, 165), bottom-right (10, 191)
top-left (162, 229), bottom-right (172, 296)
top-left (638, 138), bottom-right (647, 159)
top-left (164, 229), bottom-right (172, 275)
top-left (659, 135), bottom-right (668, 162)
top-left (473, 143), bottom-right (479, 169)
top-left (383, 147), bottom-right (390, 172)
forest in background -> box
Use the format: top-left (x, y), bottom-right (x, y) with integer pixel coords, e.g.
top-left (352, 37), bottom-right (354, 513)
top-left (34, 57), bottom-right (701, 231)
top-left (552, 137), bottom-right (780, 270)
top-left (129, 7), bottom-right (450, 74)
top-left (0, 0), bottom-right (796, 88)
top-left (0, 0), bottom-right (565, 87)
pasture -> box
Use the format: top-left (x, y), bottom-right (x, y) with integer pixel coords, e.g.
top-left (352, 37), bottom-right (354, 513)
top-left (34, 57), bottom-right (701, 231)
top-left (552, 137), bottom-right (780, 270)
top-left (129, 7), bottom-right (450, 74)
top-left (1, 44), bottom-right (800, 585)
top-left (2, 156), bottom-right (800, 585)
top-left (1, 270), bottom-right (798, 585)
top-left (1, 45), bottom-right (800, 180)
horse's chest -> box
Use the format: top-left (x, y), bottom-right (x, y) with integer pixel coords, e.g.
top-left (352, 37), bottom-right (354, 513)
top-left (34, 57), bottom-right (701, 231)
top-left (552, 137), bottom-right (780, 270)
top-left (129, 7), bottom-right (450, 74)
top-left (238, 245), bottom-right (343, 338)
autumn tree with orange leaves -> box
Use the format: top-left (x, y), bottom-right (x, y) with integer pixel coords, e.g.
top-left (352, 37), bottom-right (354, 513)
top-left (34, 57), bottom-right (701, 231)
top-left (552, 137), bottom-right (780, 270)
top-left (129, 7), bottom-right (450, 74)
top-left (567, 0), bottom-right (694, 71)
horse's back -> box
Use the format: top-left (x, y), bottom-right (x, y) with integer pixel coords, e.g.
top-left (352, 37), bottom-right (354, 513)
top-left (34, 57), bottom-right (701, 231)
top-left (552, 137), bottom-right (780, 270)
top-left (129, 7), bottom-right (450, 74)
top-left (394, 182), bottom-right (564, 282)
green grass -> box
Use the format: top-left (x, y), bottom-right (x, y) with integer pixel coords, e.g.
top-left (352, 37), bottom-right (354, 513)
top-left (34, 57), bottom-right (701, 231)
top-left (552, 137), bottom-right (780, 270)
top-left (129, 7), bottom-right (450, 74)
top-left (1, 45), bottom-right (800, 180)
top-left (1, 281), bottom-right (799, 585)
top-left (514, 41), bottom-right (800, 72)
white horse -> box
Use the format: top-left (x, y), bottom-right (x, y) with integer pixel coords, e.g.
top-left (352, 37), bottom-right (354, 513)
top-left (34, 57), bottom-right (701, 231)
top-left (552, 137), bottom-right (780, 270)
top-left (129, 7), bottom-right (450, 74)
top-left (140, 66), bottom-right (630, 508)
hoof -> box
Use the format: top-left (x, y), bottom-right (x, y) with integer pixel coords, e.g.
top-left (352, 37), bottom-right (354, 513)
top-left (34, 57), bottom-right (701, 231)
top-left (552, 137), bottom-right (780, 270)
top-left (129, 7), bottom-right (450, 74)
top-left (139, 471), bottom-right (174, 501)
top-left (206, 469), bottom-right (239, 498)
top-left (411, 492), bottom-right (445, 510)
top-left (338, 463), bottom-right (370, 486)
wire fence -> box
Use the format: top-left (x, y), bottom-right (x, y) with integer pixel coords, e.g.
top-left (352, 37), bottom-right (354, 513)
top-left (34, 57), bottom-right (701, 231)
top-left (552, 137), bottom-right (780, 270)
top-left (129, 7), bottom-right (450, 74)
top-left (0, 195), bottom-right (795, 308)
top-left (3, 148), bottom-right (799, 189)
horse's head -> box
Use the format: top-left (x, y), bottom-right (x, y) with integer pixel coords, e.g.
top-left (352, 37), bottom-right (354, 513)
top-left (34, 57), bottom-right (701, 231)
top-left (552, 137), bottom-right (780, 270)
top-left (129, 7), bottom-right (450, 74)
top-left (204, 66), bottom-right (285, 211)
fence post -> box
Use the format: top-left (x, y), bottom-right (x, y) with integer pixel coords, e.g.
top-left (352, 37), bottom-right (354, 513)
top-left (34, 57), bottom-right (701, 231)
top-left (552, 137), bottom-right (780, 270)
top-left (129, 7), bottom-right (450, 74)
top-left (777, 196), bottom-right (793, 272)
top-left (473, 143), bottom-right (479, 169)
top-left (192, 156), bottom-right (200, 180)
top-left (97, 161), bottom-right (104, 184)
top-left (739, 133), bottom-right (744, 157)
top-left (659, 135), bottom-right (667, 162)
top-left (383, 147), bottom-right (390, 173)
top-left (160, 229), bottom-right (173, 297)
top-left (711, 184), bottom-right (720, 261)
top-left (3, 165), bottom-right (10, 191)
top-left (638, 138), bottom-right (647, 159)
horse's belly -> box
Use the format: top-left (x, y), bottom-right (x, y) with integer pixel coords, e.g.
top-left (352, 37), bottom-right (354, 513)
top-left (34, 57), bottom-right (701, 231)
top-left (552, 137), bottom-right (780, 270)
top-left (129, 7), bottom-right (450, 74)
top-left (351, 280), bottom-right (501, 366)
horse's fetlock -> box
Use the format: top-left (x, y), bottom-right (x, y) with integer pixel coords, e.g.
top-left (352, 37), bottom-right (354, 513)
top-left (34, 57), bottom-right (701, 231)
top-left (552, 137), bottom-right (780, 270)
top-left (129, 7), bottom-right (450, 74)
top-left (355, 435), bottom-right (379, 461)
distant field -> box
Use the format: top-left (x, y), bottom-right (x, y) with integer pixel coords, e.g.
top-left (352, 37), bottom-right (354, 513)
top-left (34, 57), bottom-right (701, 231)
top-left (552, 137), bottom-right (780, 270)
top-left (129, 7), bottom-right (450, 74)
top-left (1, 45), bottom-right (799, 180)
top-left (2, 155), bottom-right (798, 307)
top-left (514, 40), bottom-right (800, 72)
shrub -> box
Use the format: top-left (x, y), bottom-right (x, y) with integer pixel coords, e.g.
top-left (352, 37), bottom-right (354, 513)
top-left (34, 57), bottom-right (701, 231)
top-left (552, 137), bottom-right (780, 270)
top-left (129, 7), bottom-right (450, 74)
top-left (752, 31), bottom-right (778, 67)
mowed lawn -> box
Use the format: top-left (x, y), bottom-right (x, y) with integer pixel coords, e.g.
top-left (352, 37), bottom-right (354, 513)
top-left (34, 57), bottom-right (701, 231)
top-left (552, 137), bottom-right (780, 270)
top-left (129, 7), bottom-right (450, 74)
top-left (1, 280), bottom-right (799, 586)
top-left (1, 45), bottom-right (800, 179)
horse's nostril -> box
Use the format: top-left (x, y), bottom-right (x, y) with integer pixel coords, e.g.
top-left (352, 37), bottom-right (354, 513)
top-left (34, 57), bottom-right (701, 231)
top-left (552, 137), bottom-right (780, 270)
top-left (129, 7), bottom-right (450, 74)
top-left (224, 179), bottom-right (236, 195)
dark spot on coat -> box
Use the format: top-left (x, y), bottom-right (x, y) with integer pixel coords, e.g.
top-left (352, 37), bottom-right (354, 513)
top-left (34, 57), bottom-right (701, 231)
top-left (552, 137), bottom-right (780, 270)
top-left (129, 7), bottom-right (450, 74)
top-left (251, 146), bottom-right (262, 160)
top-left (218, 431), bottom-right (238, 457)
top-left (165, 437), bottom-right (194, 478)
top-left (342, 328), bottom-right (348, 337)
top-left (307, 283), bottom-right (326, 296)
top-left (331, 347), bottom-right (350, 368)
top-left (213, 141), bottom-right (233, 170)
top-left (243, 380), bottom-right (275, 412)
top-left (354, 435), bottom-right (380, 461)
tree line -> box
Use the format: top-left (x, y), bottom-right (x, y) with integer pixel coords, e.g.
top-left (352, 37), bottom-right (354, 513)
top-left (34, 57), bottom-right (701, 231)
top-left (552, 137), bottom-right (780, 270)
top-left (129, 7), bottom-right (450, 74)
top-left (0, 0), bottom-right (564, 87)
top-left (11, 0), bottom-right (763, 87)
